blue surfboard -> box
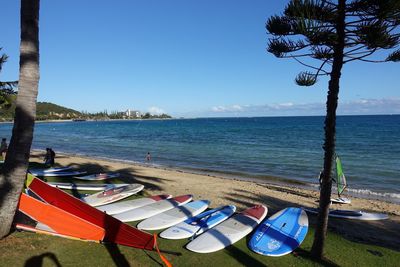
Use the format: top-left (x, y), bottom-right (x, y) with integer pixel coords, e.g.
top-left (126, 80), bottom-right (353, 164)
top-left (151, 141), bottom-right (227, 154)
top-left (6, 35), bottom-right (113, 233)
top-left (159, 205), bottom-right (236, 239)
top-left (248, 207), bottom-right (308, 256)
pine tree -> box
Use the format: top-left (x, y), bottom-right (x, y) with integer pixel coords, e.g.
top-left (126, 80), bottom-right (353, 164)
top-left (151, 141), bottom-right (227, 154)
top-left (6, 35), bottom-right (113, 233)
top-left (266, 0), bottom-right (400, 259)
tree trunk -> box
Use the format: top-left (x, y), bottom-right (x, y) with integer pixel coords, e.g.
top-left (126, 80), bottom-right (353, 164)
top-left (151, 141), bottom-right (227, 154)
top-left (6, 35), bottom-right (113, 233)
top-left (0, 0), bottom-right (40, 239)
top-left (311, 0), bottom-right (346, 259)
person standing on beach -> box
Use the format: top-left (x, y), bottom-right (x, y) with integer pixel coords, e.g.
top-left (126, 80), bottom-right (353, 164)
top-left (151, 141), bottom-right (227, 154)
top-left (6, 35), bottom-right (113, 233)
top-left (0, 138), bottom-right (8, 160)
top-left (146, 152), bottom-right (151, 162)
top-left (44, 148), bottom-right (56, 166)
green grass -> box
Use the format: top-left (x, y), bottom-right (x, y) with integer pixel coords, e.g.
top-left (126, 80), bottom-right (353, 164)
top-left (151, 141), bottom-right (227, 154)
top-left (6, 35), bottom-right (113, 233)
top-left (1, 225), bottom-right (398, 267)
top-left (1, 162), bottom-right (398, 266)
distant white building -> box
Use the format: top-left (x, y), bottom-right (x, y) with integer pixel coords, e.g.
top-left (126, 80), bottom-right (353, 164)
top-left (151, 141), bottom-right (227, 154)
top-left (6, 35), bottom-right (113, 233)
top-left (125, 109), bottom-right (141, 118)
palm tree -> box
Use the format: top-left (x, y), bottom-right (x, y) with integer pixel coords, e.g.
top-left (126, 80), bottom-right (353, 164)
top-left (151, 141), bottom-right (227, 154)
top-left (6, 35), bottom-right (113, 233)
top-left (0, 48), bottom-right (18, 109)
top-left (266, 0), bottom-right (400, 259)
top-left (0, 0), bottom-right (40, 239)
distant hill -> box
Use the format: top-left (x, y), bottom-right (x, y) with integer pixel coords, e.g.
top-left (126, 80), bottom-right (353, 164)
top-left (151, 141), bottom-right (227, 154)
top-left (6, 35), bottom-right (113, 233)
top-left (0, 101), bottom-right (82, 121)
top-left (0, 101), bottom-right (172, 121)
top-left (36, 102), bottom-right (82, 120)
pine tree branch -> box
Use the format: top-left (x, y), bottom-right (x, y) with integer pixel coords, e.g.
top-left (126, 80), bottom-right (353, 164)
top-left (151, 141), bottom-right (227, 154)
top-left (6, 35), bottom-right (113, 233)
top-left (344, 48), bottom-right (381, 63)
top-left (292, 56), bottom-right (330, 75)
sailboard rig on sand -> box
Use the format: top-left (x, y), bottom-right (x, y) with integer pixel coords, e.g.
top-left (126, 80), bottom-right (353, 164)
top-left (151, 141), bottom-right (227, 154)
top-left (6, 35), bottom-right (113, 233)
top-left (331, 156), bottom-right (351, 204)
top-left (15, 176), bottom-right (172, 266)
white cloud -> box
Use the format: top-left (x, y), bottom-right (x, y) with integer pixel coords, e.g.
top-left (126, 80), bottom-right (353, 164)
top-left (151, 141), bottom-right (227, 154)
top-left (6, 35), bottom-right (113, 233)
top-left (212, 105), bottom-right (243, 112)
top-left (148, 106), bottom-right (165, 115)
top-left (207, 97), bottom-right (400, 117)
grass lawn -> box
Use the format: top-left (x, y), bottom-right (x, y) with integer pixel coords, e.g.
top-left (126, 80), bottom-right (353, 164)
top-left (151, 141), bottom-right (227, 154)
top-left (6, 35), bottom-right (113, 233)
top-left (0, 224), bottom-right (398, 267)
top-left (0, 162), bottom-right (398, 266)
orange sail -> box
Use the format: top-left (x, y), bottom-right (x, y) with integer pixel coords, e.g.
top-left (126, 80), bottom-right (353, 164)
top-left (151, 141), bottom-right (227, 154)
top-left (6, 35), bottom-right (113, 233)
top-left (18, 193), bottom-right (105, 241)
top-left (27, 177), bottom-right (155, 250)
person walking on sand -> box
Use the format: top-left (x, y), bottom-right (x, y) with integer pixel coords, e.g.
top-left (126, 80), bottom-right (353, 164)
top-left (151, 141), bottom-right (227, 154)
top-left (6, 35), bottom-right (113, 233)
top-left (146, 152), bottom-right (151, 162)
top-left (0, 138), bottom-right (8, 160)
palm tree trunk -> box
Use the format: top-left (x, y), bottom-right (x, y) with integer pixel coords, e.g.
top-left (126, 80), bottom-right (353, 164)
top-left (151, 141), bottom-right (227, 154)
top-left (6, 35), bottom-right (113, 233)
top-left (0, 0), bottom-right (40, 239)
top-left (311, 0), bottom-right (346, 259)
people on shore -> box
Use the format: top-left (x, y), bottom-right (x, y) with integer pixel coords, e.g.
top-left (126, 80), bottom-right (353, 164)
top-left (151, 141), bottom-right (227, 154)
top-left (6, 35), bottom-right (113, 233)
top-left (44, 147), bottom-right (56, 166)
top-left (146, 152), bottom-right (151, 162)
top-left (0, 138), bottom-right (8, 160)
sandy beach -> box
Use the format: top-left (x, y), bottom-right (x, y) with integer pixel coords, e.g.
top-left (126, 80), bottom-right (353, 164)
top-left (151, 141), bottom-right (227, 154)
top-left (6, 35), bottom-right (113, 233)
top-left (29, 150), bottom-right (400, 251)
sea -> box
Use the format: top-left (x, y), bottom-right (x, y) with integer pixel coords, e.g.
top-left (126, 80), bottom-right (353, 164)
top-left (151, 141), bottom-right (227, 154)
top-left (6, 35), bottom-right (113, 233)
top-left (1, 115), bottom-right (399, 203)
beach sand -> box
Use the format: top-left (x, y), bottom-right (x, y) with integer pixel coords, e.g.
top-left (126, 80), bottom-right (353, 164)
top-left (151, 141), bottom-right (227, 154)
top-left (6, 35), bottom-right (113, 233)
top-left (29, 151), bottom-right (400, 251)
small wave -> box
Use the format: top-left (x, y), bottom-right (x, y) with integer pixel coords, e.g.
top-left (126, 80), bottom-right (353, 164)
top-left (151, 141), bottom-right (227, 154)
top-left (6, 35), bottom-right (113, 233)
top-left (347, 188), bottom-right (400, 200)
top-left (307, 182), bottom-right (400, 203)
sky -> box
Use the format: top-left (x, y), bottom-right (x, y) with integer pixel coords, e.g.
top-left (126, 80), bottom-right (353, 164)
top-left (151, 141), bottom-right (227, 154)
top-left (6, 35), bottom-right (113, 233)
top-left (0, 0), bottom-right (399, 117)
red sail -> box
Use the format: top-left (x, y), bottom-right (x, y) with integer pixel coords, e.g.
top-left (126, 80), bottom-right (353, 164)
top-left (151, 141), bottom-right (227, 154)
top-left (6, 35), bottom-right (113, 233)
top-left (28, 177), bottom-right (155, 250)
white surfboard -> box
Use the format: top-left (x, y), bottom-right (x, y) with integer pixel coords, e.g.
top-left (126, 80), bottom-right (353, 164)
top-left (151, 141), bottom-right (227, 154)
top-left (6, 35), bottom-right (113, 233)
top-left (82, 184), bottom-right (144, 207)
top-left (137, 200), bottom-right (210, 230)
top-left (29, 170), bottom-right (87, 177)
top-left (96, 194), bottom-right (172, 215)
top-left (29, 167), bottom-right (73, 173)
top-left (160, 205), bottom-right (236, 240)
top-left (186, 205), bottom-right (268, 253)
top-left (331, 197), bottom-right (351, 204)
top-left (48, 182), bottom-right (129, 191)
top-left (73, 172), bottom-right (120, 181)
top-left (113, 195), bottom-right (193, 222)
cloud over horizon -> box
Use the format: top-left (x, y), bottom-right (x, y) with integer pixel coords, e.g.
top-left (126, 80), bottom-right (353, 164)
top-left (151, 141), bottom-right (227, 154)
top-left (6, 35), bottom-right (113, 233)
top-left (208, 97), bottom-right (400, 117)
top-left (148, 106), bottom-right (165, 115)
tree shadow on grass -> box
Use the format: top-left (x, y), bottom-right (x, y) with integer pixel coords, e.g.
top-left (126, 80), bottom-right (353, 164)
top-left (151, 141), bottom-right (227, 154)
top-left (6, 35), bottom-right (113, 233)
top-left (222, 189), bottom-right (339, 266)
top-left (225, 245), bottom-right (267, 267)
top-left (24, 252), bottom-right (62, 267)
top-left (294, 248), bottom-right (340, 267)
top-left (223, 187), bottom-right (400, 265)
top-left (104, 243), bottom-right (131, 267)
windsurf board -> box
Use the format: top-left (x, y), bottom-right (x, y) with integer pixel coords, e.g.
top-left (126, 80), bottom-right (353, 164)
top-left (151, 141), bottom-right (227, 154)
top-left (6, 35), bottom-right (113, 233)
top-left (137, 200), bottom-right (210, 230)
top-left (29, 170), bottom-right (87, 177)
top-left (73, 172), bottom-right (120, 181)
top-left (160, 205), bottom-right (236, 240)
top-left (331, 197), bottom-right (351, 204)
top-left (48, 182), bottom-right (129, 191)
top-left (186, 204), bottom-right (268, 253)
top-left (29, 166), bottom-right (73, 173)
top-left (113, 195), bottom-right (193, 222)
top-left (304, 207), bottom-right (389, 220)
top-left (96, 194), bottom-right (172, 215)
top-left (82, 184), bottom-right (144, 207)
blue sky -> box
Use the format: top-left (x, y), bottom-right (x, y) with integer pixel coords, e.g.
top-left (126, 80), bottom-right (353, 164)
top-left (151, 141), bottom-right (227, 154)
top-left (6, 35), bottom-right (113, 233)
top-left (1, 0), bottom-right (399, 117)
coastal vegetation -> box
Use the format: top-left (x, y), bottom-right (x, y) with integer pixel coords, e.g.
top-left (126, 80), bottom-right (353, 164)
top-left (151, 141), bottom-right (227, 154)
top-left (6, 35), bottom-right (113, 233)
top-left (266, 0), bottom-right (400, 258)
top-left (0, 48), bottom-right (18, 109)
top-left (0, 101), bottom-right (172, 122)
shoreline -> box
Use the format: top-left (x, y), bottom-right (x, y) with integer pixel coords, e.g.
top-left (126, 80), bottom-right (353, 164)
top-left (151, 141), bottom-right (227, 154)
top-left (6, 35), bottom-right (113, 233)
top-left (32, 149), bottom-right (400, 205)
top-left (29, 150), bottom-right (400, 215)
top-left (27, 150), bottom-right (400, 250)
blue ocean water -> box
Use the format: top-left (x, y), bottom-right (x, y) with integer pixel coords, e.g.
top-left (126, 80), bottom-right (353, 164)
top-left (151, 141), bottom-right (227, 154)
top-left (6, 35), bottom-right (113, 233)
top-left (1, 115), bottom-right (399, 202)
